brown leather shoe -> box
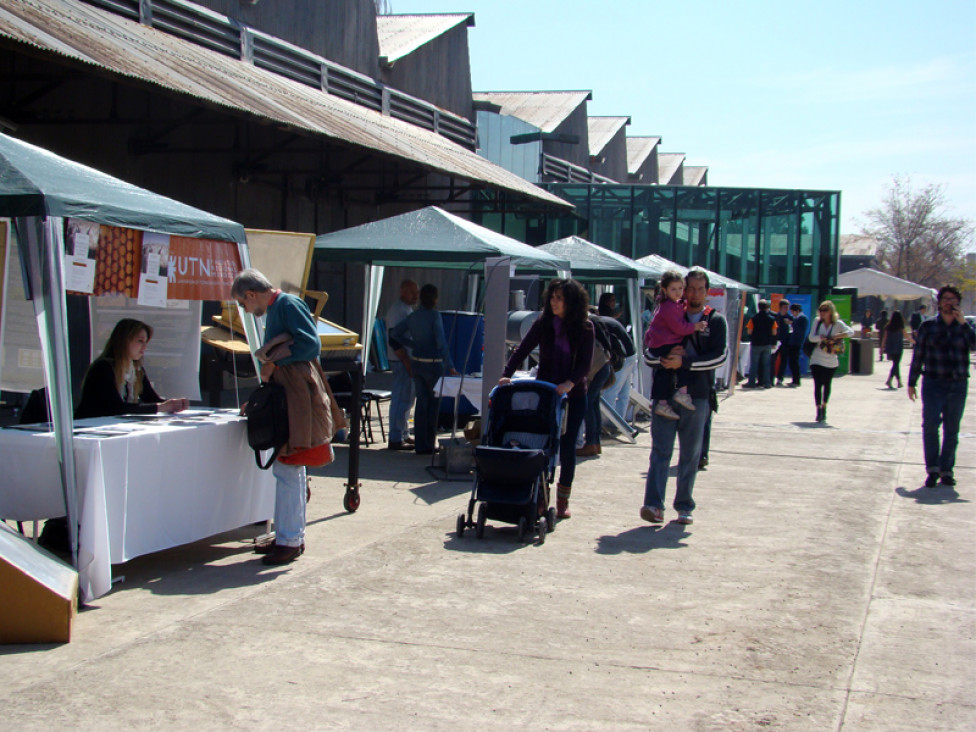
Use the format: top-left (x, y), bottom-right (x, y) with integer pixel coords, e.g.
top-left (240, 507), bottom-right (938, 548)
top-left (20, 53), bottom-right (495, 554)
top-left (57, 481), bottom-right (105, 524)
top-left (261, 543), bottom-right (303, 565)
top-left (575, 444), bottom-right (600, 458)
top-left (255, 541), bottom-right (305, 556)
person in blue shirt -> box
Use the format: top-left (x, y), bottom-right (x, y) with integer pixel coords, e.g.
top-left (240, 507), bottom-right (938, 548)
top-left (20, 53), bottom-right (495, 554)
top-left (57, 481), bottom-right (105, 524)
top-left (785, 302), bottom-right (808, 387)
top-left (390, 284), bottom-right (458, 455)
top-left (232, 268), bottom-right (325, 565)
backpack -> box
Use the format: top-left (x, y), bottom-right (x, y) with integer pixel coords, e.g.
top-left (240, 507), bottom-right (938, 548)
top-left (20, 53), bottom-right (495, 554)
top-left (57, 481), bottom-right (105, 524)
top-left (592, 317), bottom-right (626, 372)
top-left (244, 381), bottom-right (289, 470)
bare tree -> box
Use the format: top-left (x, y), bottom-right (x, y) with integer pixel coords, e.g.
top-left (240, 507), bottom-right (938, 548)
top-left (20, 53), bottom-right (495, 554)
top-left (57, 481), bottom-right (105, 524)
top-left (861, 177), bottom-right (974, 288)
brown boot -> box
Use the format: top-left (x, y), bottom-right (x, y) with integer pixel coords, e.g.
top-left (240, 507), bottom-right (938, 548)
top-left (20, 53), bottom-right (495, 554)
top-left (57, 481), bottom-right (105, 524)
top-left (556, 484), bottom-right (572, 519)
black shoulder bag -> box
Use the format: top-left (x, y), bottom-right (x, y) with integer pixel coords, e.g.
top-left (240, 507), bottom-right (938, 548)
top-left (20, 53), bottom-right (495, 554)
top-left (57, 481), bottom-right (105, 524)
top-left (244, 381), bottom-right (289, 469)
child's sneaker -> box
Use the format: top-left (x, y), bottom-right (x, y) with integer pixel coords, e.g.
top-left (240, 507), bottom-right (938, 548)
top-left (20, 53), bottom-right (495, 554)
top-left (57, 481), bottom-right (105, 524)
top-left (672, 392), bottom-right (696, 411)
top-left (653, 401), bottom-right (680, 420)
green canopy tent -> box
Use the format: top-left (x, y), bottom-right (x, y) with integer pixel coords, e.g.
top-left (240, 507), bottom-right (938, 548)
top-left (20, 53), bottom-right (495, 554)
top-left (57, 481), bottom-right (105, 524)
top-left (538, 236), bottom-right (657, 384)
top-left (0, 132), bottom-right (248, 596)
top-left (315, 206), bottom-right (570, 375)
top-left (637, 253), bottom-right (757, 292)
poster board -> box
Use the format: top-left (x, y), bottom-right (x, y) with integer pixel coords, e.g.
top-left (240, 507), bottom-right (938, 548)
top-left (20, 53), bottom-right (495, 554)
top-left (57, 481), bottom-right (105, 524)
top-left (243, 229), bottom-right (315, 296)
top-left (827, 293), bottom-right (853, 374)
top-left (0, 221), bottom-right (45, 393)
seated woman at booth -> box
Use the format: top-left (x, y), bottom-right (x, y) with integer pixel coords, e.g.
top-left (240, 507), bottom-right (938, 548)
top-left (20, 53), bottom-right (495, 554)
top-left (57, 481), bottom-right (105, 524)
top-left (75, 318), bottom-right (189, 419)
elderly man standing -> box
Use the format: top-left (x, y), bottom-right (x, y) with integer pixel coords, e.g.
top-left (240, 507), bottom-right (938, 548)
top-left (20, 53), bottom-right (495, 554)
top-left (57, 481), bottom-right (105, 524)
top-left (908, 285), bottom-right (975, 488)
top-left (233, 268), bottom-right (338, 565)
top-left (641, 268), bottom-right (727, 525)
top-left (385, 279), bottom-right (419, 450)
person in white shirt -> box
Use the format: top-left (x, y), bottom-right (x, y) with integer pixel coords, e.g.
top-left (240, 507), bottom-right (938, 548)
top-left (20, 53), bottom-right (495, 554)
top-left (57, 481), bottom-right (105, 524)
top-left (807, 301), bottom-right (854, 424)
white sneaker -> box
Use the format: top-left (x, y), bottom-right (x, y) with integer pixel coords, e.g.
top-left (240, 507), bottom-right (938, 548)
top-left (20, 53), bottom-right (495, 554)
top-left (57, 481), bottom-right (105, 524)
top-left (653, 401), bottom-right (680, 420)
top-left (672, 392), bottom-right (696, 411)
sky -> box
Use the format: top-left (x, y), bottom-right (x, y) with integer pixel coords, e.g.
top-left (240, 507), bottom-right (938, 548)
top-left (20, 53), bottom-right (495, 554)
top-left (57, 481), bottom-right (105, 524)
top-left (394, 0), bottom-right (976, 238)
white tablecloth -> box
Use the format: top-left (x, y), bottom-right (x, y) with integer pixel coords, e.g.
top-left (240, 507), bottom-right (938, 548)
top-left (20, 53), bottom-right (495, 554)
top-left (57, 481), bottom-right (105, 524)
top-left (0, 410), bottom-right (275, 600)
top-left (435, 375), bottom-right (485, 413)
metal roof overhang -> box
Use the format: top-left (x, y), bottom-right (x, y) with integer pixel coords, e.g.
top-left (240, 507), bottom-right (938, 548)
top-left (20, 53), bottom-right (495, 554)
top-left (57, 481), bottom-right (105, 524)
top-left (0, 0), bottom-right (571, 211)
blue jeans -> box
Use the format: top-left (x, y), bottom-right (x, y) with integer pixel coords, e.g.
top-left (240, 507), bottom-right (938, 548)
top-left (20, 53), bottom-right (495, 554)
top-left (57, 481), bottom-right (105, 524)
top-left (388, 360), bottom-right (415, 442)
top-left (583, 362), bottom-right (613, 446)
top-left (604, 353), bottom-right (638, 418)
top-left (271, 460), bottom-right (307, 548)
top-left (748, 345), bottom-right (773, 387)
top-left (412, 360), bottom-right (444, 453)
top-left (643, 397), bottom-right (708, 513)
top-left (921, 377), bottom-right (968, 476)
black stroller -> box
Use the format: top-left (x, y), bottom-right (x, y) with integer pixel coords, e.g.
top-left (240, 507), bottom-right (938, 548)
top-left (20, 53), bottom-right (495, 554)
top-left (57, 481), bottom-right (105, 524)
top-left (456, 379), bottom-right (566, 543)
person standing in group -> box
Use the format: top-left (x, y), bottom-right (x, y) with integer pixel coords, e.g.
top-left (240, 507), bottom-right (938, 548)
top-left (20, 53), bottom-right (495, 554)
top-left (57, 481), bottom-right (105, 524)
top-left (859, 308), bottom-right (874, 338)
top-left (910, 304), bottom-right (928, 341)
top-left (233, 269), bottom-right (341, 565)
top-left (883, 311), bottom-right (911, 389)
top-left (907, 285), bottom-right (975, 488)
top-left (644, 270), bottom-right (708, 419)
top-left (807, 300), bottom-right (854, 424)
top-left (500, 278), bottom-right (594, 519)
top-left (774, 299), bottom-right (794, 387)
top-left (745, 299), bottom-right (777, 389)
top-left (641, 268), bottom-right (727, 526)
top-left (596, 303), bottom-right (639, 423)
top-left (578, 309), bottom-right (634, 457)
top-left (875, 309), bottom-right (889, 362)
top-left (784, 302), bottom-right (808, 387)
top-left (390, 284), bottom-right (458, 456)
top-left (384, 279), bottom-right (419, 451)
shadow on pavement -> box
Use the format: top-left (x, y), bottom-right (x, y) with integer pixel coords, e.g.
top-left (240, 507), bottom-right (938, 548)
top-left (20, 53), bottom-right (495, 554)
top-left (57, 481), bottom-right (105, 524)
top-left (442, 526), bottom-right (537, 554)
top-left (895, 485), bottom-right (968, 505)
top-left (595, 523), bottom-right (690, 555)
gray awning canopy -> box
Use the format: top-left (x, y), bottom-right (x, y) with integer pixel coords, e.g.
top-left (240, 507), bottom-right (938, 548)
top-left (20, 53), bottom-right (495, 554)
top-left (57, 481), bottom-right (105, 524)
top-left (537, 236), bottom-right (658, 282)
top-left (0, 132), bottom-right (246, 243)
top-left (636, 254), bottom-right (757, 292)
top-left (836, 268), bottom-right (937, 301)
top-left (314, 206), bottom-right (570, 272)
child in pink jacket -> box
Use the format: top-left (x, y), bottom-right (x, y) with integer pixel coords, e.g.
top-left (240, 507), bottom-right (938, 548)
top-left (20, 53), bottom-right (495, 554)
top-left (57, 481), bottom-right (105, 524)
top-left (644, 270), bottom-right (707, 420)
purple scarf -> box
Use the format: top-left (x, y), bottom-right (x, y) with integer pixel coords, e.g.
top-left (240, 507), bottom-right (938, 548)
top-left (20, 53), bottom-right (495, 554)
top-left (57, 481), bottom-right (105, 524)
top-left (550, 315), bottom-right (572, 383)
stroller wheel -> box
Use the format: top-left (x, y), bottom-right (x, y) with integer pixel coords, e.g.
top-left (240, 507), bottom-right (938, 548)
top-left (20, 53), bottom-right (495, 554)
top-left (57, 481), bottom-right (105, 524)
top-left (516, 516), bottom-right (528, 542)
top-left (456, 513), bottom-right (465, 538)
top-left (475, 503), bottom-right (487, 539)
top-left (546, 507), bottom-right (557, 533)
top-left (536, 516), bottom-right (547, 544)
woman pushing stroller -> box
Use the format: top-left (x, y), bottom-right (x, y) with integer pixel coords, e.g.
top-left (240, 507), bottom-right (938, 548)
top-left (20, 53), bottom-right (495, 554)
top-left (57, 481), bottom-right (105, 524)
top-left (499, 278), bottom-right (593, 519)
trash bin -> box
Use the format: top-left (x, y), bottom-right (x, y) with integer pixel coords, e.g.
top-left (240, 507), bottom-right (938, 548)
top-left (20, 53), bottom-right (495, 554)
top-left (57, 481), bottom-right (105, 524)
top-left (850, 338), bottom-right (874, 375)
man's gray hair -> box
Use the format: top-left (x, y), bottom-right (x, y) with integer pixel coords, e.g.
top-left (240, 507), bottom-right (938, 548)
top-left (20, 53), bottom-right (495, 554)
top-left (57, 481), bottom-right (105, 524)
top-left (231, 268), bottom-right (273, 298)
top-left (685, 267), bottom-right (710, 288)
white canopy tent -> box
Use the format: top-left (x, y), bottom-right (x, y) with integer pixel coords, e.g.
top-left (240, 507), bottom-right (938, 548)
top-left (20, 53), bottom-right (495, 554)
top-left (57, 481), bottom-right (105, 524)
top-left (837, 268), bottom-right (937, 301)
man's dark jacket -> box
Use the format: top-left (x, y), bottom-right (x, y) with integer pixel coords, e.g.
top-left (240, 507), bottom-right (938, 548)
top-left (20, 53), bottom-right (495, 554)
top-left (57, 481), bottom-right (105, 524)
top-left (644, 307), bottom-right (728, 401)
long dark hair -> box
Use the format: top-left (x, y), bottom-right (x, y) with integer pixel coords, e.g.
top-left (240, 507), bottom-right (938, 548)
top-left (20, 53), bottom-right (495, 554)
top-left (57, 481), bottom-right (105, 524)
top-left (886, 310), bottom-right (905, 333)
top-left (541, 278), bottom-right (589, 342)
top-left (92, 318), bottom-right (153, 399)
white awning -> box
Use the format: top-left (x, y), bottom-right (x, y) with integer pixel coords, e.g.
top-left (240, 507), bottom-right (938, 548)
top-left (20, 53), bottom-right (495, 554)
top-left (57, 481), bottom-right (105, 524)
top-left (837, 268), bottom-right (937, 301)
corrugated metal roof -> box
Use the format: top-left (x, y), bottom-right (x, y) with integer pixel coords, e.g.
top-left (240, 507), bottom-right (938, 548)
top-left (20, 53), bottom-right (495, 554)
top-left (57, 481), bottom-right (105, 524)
top-left (682, 165), bottom-right (708, 186)
top-left (839, 235), bottom-right (880, 257)
top-left (472, 91), bottom-right (591, 133)
top-left (626, 136), bottom-right (661, 174)
top-left (586, 116), bottom-right (630, 157)
top-left (0, 0), bottom-right (569, 209)
top-left (657, 153), bottom-right (685, 185)
top-left (377, 13), bottom-right (474, 66)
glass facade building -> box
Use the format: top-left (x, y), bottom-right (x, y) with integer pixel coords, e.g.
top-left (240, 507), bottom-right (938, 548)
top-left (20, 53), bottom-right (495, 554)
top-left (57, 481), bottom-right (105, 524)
top-left (479, 184), bottom-right (841, 295)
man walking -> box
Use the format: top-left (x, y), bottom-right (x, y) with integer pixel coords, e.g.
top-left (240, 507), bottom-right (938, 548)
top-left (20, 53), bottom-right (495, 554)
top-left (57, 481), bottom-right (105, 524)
top-left (785, 302), bottom-right (808, 386)
top-left (385, 279), bottom-right (419, 450)
top-left (745, 299), bottom-right (776, 388)
top-left (774, 299), bottom-right (794, 386)
top-left (907, 286), bottom-right (975, 488)
top-left (641, 268), bottom-right (727, 525)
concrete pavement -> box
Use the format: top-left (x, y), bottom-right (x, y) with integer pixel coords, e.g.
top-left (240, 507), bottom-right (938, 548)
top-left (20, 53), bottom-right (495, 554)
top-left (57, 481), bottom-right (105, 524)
top-left (1, 363), bottom-right (973, 730)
